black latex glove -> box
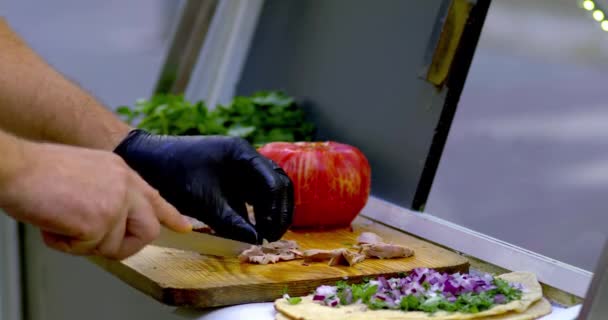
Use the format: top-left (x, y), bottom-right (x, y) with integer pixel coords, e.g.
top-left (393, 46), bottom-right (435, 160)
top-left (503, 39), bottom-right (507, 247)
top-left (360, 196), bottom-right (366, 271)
top-left (113, 129), bottom-right (294, 244)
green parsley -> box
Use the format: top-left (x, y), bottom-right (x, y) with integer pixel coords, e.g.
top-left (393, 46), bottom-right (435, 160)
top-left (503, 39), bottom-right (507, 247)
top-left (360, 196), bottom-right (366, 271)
top-left (494, 278), bottom-right (523, 301)
top-left (422, 282), bottom-right (431, 290)
top-left (368, 299), bottom-right (389, 310)
top-left (399, 294), bottom-right (421, 311)
top-left (351, 283), bottom-right (378, 304)
top-left (116, 91), bottom-right (315, 145)
top-left (287, 297), bottom-right (302, 305)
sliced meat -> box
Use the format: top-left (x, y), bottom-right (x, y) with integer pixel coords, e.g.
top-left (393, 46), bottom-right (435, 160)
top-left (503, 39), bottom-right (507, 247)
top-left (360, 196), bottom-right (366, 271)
top-left (277, 252), bottom-right (299, 261)
top-left (248, 254), bottom-right (281, 264)
top-left (304, 249), bottom-right (366, 267)
top-left (239, 240), bottom-right (303, 264)
top-left (262, 240), bottom-right (299, 253)
top-left (356, 232), bottom-right (383, 245)
top-left (355, 232), bottom-right (414, 259)
top-left (303, 249), bottom-right (343, 262)
top-left (238, 245), bottom-right (264, 263)
top-left (343, 250), bottom-right (366, 266)
top-left (360, 243), bottom-right (414, 259)
top-left (286, 248), bottom-right (303, 257)
top-left (238, 233), bottom-right (412, 265)
top-left (329, 250), bottom-right (366, 266)
top-left (328, 250), bottom-right (347, 266)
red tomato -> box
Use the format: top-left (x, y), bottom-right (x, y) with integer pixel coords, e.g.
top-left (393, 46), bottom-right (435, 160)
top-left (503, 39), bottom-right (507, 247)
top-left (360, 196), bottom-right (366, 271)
top-left (258, 141), bottom-right (371, 228)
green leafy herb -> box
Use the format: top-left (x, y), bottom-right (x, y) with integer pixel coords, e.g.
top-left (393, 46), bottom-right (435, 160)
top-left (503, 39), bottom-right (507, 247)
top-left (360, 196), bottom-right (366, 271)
top-left (399, 295), bottom-right (421, 311)
top-left (422, 282), bottom-right (431, 290)
top-left (287, 297), bottom-right (302, 305)
top-left (419, 295), bottom-right (443, 313)
top-left (453, 292), bottom-right (494, 313)
top-left (368, 299), bottom-right (389, 310)
top-left (116, 91), bottom-right (315, 145)
top-left (350, 283), bottom-right (378, 304)
top-left (494, 278), bottom-right (523, 301)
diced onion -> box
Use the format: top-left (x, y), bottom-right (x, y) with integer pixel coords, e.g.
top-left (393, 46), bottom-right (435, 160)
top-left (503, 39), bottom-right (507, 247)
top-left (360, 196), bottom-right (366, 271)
top-left (311, 267), bottom-right (521, 310)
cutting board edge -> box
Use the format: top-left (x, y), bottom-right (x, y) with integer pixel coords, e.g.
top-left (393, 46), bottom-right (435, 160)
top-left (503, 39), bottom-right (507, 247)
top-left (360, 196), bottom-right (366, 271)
top-left (88, 256), bottom-right (167, 304)
top-left (160, 261), bottom-right (471, 308)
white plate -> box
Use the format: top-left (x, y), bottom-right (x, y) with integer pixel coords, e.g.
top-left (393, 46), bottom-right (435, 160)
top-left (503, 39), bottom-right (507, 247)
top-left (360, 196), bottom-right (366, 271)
top-left (174, 302), bottom-right (583, 320)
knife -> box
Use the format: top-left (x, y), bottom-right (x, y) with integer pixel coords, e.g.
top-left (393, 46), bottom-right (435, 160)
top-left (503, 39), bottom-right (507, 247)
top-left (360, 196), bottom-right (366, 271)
top-left (151, 226), bottom-right (253, 257)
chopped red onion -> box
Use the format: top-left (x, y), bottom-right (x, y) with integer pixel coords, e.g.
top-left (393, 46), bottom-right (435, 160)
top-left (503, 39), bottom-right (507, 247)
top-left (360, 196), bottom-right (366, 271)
top-left (375, 293), bottom-right (388, 301)
top-left (315, 285), bottom-right (337, 297)
top-left (378, 277), bottom-right (390, 290)
top-left (313, 295), bottom-right (325, 301)
top-left (391, 289), bottom-right (402, 298)
top-left (328, 297), bottom-right (340, 307)
top-left (494, 294), bottom-right (506, 304)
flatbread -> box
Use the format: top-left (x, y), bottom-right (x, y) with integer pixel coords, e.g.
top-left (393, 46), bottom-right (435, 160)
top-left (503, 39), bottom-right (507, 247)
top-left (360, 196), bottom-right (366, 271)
top-left (276, 313), bottom-right (290, 320)
top-left (274, 272), bottom-right (544, 320)
top-left (275, 298), bottom-right (551, 320)
top-left (480, 298), bottom-right (551, 320)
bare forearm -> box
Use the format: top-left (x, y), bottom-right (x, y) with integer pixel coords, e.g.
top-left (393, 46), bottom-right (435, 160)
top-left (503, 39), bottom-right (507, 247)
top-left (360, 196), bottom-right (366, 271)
top-left (0, 18), bottom-right (131, 150)
top-left (0, 128), bottom-right (29, 189)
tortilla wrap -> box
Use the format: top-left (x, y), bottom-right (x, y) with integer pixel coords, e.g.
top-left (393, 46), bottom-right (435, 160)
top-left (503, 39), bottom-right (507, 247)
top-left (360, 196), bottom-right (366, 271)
top-left (275, 298), bottom-right (551, 320)
top-left (274, 272), bottom-right (544, 320)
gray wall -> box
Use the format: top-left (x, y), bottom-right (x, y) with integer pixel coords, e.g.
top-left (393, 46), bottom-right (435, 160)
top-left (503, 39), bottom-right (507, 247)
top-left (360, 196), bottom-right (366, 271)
top-left (237, 0), bottom-right (448, 208)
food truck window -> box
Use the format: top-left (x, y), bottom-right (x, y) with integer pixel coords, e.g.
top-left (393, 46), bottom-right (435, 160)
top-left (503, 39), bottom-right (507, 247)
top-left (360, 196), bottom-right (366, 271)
top-left (426, 0), bottom-right (608, 272)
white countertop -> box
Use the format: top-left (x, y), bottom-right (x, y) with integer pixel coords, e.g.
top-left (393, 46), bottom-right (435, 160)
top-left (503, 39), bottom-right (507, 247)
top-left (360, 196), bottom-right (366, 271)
top-left (172, 303), bottom-right (583, 320)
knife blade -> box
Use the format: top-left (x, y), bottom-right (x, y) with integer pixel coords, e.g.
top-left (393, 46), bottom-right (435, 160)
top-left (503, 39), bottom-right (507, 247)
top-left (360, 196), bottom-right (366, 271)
top-left (151, 226), bottom-right (253, 257)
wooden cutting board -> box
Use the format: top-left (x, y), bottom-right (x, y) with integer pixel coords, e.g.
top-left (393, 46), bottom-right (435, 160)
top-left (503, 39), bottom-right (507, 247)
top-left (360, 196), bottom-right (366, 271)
top-left (90, 216), bottom-right (468, 308)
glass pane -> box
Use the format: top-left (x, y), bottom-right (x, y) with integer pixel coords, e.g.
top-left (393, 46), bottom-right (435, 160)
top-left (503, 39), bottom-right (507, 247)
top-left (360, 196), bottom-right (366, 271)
top-left (427, 0), bottom-right (608, 271)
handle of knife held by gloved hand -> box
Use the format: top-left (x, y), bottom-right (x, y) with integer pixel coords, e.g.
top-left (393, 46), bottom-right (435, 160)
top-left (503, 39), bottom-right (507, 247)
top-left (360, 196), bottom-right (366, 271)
top-left (113, 129), bottom-right (294, 244)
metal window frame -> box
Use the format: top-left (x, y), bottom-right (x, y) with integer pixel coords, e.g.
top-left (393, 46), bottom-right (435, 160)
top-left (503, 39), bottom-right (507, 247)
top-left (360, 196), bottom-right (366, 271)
top-left (154, 0), bottom-right (265, 110)
top-left (183, 0), bottom-right (265, 108)
top-left (159, 0), bottom-right (591, 301)
top-left (153, 0), bottom-right (221, 95)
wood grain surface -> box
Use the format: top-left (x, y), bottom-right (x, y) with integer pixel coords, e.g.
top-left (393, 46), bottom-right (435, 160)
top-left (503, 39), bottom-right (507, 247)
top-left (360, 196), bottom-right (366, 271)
top-left (90, 216), bottom-right (469, 308)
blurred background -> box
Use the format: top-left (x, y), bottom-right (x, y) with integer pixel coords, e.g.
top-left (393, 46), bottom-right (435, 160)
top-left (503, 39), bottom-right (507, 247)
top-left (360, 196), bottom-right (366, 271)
top-left (1, 0), bottom-right (607, 319)
top-left (427, 0), bottom-right (608, 272)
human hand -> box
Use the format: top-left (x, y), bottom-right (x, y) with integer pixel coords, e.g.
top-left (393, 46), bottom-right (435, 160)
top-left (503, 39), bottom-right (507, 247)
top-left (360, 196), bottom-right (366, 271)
top-left (113, 130), bottom-right (294, 244)
top-left (0, 142), bottom-right (192, 260)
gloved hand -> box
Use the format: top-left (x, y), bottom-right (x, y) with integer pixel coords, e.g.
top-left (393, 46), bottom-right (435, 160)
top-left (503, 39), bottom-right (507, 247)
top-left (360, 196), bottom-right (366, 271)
top-left (113, 129), bottom-right (294, 244)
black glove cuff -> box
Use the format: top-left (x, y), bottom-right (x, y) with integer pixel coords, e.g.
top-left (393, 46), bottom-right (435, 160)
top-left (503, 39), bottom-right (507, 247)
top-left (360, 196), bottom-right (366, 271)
top-left (113, 129), bottom-right (149, 155)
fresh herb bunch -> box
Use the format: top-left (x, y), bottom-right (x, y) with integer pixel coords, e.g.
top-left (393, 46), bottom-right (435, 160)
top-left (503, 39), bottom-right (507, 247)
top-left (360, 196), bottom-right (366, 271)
top-left (115, 91), bottom-right (316, 146)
